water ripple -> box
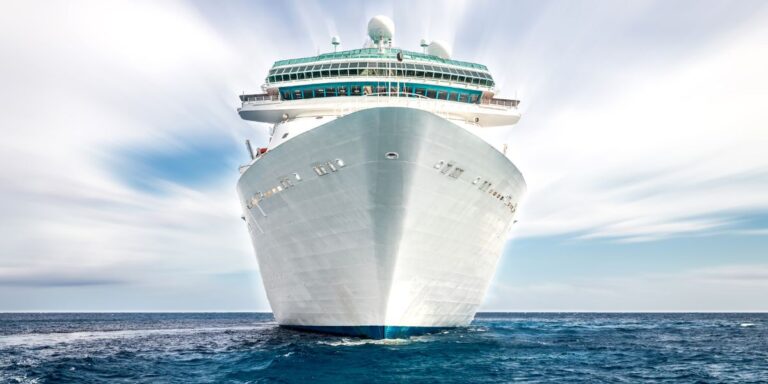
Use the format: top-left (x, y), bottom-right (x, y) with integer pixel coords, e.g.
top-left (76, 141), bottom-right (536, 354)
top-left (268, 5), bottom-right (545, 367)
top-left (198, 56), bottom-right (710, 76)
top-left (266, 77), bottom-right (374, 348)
top-left (0, 313), bottom-right (766, 383)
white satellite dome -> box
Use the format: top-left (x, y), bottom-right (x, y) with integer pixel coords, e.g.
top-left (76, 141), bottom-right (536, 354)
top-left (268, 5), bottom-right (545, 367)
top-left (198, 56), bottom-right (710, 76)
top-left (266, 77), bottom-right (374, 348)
top-left (427, 40), bottom-right (452, 59)
top-left (367, 15), bottom-right (395, 44)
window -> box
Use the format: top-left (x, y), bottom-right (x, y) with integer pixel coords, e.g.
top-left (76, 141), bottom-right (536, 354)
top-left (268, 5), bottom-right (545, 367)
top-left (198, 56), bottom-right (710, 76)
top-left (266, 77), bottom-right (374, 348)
top-left (415, 88), bottom-right (425, 96)
top-left (325, 87), bottom-right (336, 96)
top-left (330, 69), bottom-right (339, 77)
top-left (302, 89), bottom-right (312, 99)
top-left (338, 86), bottom-right (348, 96)
top-left (363, 86), bottom-right (373, 95)
top-left (339, 63), bottom-right (349, 69)
top-left (330, 63), bottom-right (340, 69)
top-left (314, 88), bottom-right (325, 97)
top-left (321, 64), bottom-right (331, 69)
top-left (470, 94), bottom-right (479, 103)
top-left (458, 93), bottom-right (468, 103)
top-left (282, 132), bottom-right (289, 139)
top-left (426, 89), bottom-right (437, 99)
top-left (283, 91), bottom-right (291, 100)
top-left (352, 85), bottom-right (361, 95)
top-left (449, 92), bottom-right (458, 101)
top-left (290, 73), bottom-right (297, 80)
top-left (436, 91), bottom-right (447, 100)
top-left (312, 71), bottom-right (320, 78)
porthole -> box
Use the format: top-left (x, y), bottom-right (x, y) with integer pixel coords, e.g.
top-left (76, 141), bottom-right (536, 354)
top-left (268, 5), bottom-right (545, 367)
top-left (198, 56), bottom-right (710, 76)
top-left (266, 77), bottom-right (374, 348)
top-left (385, 152), bottom-right (399, 160)
top-left (335, 159), bottom-right (345, 168)
top-left (282, 132), bottom-right (289, 139)
top-left (434, 160), bottom-right (445, 169)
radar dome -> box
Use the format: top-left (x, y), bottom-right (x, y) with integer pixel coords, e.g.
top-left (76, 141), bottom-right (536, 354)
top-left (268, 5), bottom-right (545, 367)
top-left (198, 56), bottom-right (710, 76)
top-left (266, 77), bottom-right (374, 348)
top-left (427, 40), bottom-right (452, 59)
top-left (367, 15), bottom-right (395, 44)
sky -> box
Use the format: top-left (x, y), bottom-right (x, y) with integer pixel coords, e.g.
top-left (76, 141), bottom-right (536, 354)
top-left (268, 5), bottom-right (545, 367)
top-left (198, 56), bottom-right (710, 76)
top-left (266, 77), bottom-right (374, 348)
top-left (0, 0), bottom-right (767, 312)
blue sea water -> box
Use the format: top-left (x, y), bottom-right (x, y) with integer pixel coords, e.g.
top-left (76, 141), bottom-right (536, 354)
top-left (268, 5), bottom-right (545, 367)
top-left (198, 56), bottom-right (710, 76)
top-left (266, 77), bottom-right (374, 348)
top-left (1, 313), bottom-right (766, 383)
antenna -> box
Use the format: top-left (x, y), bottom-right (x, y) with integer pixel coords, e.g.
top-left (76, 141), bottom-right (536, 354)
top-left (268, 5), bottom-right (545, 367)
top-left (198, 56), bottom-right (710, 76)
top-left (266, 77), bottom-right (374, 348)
top-left (331, 36), bottom-right (340, 52)
top-left (420, 39), bottom-right (429, 54)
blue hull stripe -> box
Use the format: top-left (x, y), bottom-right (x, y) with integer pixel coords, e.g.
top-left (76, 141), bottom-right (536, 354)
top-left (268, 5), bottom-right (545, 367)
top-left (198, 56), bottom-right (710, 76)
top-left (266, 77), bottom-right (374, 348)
top-left (282, 325), bottom-right (447, 339)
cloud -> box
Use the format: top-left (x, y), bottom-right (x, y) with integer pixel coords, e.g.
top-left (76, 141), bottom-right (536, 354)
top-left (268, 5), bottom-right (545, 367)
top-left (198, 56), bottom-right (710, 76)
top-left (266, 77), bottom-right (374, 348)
top-left (482, 264), bottom-right (768, 312)
top-left (502, 6), bottom-right (768, 241)
top-left (0, 0), bottom-right (766, 311)
top-left (0, 0), bottom-right (271, 310)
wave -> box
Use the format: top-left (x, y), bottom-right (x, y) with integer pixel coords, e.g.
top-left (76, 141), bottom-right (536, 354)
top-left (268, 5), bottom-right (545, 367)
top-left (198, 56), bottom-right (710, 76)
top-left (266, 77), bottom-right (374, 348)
top-left (0, 325), bottom-right (273, 348)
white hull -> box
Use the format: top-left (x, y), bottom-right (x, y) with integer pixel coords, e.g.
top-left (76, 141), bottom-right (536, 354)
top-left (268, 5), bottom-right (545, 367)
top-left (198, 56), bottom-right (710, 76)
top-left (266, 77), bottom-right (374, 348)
top-left (237, 107), bottom-right (525, 338)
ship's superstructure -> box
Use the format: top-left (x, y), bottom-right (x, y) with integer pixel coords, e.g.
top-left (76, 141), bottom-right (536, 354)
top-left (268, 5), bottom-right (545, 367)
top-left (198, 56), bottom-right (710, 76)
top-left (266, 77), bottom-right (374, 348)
top-left (236, 16), bottom-right (526, 339)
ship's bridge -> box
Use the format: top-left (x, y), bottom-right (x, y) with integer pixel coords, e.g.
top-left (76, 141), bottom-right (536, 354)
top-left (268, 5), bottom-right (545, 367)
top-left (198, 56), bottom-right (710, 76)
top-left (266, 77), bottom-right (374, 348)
top-left (266, 48), bottom-right (495, 88)
top-left (238, 17), bottom-right (519, 128)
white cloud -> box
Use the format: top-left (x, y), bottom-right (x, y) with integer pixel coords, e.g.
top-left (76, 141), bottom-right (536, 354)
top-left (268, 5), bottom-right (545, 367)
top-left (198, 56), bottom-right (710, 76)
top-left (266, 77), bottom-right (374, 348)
top-left (505, 8), bottom-right (768, 241)
top-left (0, 0), bottom-right (272, 309)
top-left (482, 264), bottom-right (768, 312)
top-left (1, 1), bottom-right (766, 311)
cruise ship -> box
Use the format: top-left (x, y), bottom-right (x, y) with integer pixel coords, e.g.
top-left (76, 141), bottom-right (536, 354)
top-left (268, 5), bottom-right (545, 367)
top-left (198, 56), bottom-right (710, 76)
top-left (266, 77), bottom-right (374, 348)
top-left (236, 16), bottom-right (526, 339)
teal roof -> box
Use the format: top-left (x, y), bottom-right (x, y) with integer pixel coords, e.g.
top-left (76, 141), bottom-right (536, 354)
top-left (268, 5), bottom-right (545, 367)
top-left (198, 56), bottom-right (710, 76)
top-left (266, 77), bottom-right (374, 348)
top-left (272, 48), bottom-right (489, 71)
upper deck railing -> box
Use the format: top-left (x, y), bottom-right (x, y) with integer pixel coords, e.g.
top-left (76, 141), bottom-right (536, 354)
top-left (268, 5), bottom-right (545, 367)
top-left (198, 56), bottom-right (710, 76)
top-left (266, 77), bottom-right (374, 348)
top-left (485, 98), bottom-right (519, 107)
top-left (239, 94), bottom-right (279, 102)
top-left (272, 48), bottom-right (489, 71)
top-left (239, 92), bottom-right (520, 109)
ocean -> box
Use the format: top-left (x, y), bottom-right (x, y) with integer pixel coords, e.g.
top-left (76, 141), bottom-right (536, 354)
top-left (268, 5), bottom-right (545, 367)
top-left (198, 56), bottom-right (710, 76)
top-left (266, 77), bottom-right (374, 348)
top-left (1, 313), bottom-right (766, 383)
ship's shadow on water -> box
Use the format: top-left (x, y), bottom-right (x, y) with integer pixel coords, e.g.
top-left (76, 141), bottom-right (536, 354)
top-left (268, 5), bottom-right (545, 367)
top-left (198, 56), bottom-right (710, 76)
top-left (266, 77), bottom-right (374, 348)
top-left (1, 313), bottom-right (767, 383)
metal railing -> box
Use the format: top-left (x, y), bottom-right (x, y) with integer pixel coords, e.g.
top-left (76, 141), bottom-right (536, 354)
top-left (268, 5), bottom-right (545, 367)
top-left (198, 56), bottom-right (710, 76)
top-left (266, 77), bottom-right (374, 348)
top-left (272, 48), bottom-right (489, 70)
top-left (239, 94), bottom-right (279, 102)
top-left (240, 92), bottom-right (520, 111)
top-left (484, 98), bottom-right (520, 108)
